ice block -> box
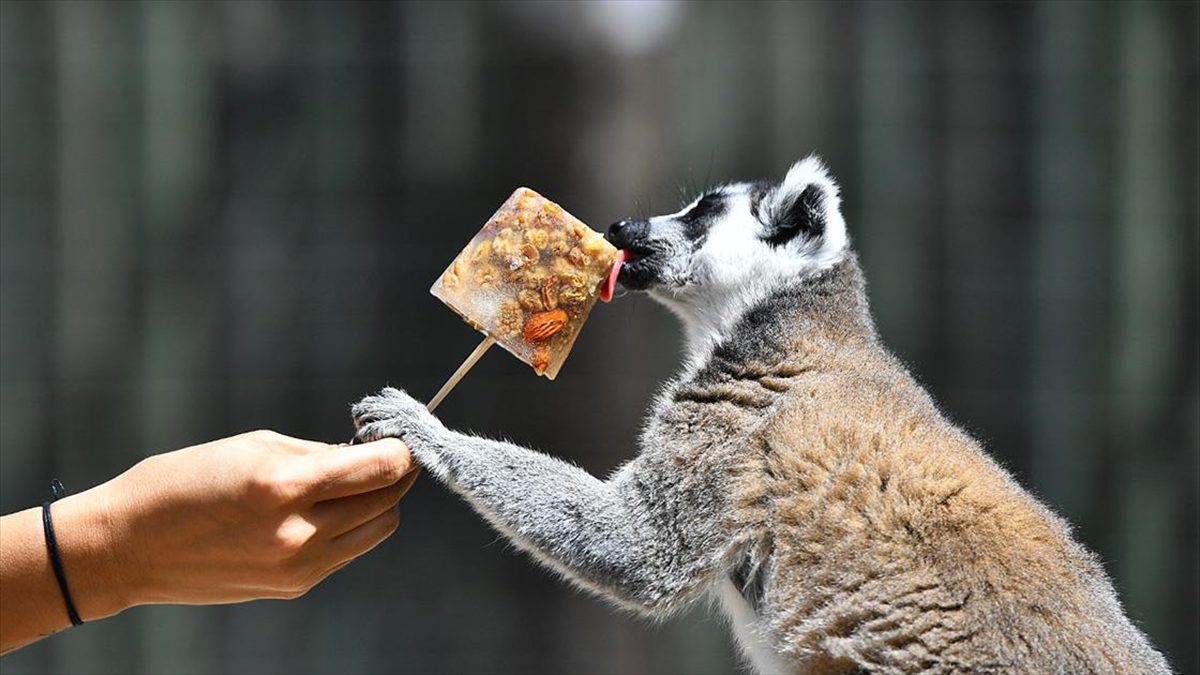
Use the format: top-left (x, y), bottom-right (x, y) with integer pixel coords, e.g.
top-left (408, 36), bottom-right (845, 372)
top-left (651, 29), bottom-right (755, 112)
top-left (426, 188), bottom-right (618, 408)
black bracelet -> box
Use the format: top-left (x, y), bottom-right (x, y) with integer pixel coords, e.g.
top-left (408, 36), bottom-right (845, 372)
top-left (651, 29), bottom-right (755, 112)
top-left (42, 479), bottom-right (83, 626)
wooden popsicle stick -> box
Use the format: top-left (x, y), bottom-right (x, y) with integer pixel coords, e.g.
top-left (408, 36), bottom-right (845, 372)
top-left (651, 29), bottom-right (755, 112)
top-left (426, 335), bottom-right (495, 412)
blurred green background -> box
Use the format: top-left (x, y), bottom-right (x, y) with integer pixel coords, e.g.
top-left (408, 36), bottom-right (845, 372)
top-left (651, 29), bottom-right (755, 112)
top-left (1, 1), bottom-right (1196, 673)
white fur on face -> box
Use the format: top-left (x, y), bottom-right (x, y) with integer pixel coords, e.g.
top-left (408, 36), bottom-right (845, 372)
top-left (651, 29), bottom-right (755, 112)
top-left (648, 156), bottom-right (849, 357)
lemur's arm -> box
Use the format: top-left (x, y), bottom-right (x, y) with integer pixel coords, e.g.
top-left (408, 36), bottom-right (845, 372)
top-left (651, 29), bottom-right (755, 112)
top-left (352, 387), bottom-right (726, 617)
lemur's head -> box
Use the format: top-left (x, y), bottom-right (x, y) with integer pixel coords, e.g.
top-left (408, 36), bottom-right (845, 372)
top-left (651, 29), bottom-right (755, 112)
top-left (607, 155), bottom-right (849, 344)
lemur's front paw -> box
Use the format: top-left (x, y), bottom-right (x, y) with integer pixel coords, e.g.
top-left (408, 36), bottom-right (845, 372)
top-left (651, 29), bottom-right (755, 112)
top-left (352, 387), bottom-right (444, 445)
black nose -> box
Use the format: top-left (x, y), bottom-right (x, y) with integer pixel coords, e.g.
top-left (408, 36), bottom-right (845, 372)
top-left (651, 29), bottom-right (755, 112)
top-left (607, 219), bottom-right (647, 247)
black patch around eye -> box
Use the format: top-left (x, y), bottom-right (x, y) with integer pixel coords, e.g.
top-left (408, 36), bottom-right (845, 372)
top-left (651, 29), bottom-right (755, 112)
top-left (762, 184), bottom-right (825, 248)
top-left (678, 193), bottom-right (728, 242)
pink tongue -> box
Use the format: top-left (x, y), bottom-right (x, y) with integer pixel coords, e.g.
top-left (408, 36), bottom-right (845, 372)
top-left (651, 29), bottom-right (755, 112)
top-left (599, 250), bottom-right (627, 303)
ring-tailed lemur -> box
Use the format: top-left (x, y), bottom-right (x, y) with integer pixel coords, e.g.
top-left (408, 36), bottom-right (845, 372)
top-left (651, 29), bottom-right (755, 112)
top-left (352, 156), bottom-right (1169, 674)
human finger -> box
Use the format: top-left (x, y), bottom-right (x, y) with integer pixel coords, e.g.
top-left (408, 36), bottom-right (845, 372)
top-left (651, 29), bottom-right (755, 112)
top-left (304, 438), bottom-right (414, 502)
top-left (325, 504), bottom-right (402, 564)
top-left (310, 467), bottom-right (420, 537)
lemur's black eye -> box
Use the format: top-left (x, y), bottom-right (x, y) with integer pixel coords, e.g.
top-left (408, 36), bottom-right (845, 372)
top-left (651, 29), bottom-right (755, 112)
top-left (683, 193), bottom-right (724, 223)
top-left (679, 192), bottom-right (727, 241)
top-left (763, 184), bottom-right (825, 248)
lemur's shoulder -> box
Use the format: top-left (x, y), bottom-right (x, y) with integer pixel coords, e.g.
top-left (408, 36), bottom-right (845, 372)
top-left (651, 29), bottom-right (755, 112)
top-left (660, 255), bottom-right (876, 409)
top-left (641, 254), bottom-right (889, 490)
top-left (657, 246), bottom-right (1098, 582)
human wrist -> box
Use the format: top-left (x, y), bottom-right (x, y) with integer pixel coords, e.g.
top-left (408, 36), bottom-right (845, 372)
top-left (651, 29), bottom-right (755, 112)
top-left (49, 480), bottom-right (136, 621)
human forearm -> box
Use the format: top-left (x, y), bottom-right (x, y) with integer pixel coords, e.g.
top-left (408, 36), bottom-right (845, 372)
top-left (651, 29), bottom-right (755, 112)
top-left (1, 431), bottom-right (415, 655)
top-left (0, 483), bottom-right (127, 654)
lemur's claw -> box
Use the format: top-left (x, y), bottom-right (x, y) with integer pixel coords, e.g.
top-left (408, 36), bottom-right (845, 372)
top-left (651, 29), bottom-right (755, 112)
top-left (351, 387), bottom-right (439, 444)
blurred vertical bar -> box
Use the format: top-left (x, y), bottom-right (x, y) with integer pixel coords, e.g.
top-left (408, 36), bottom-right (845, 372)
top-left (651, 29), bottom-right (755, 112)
top-left (941, 3), bottom-right (1035, 471)
top-left (221, 0), bottom-right (301, 436)
top-left (769, 0), bottom-right (845, 169)
top-left (856, 1), bottom-right (933, 365)
top-left (302, 0), bottom-right (370, 440)
top-left (1030, 1), bottom-right (1110, 523)
top-left (52, 0), bottom-right (141, 670)
top-left (136, 0), bottom-right (220, 672)
top-left (0, 2), bottom-right (54, 670)
top-left (0, 4), bottom-right (54, 499)
top-left (676, 1), bottom-right (756, 177)
top-left (399, 0), bottom-right (478, 185)
top-left (1112, 0), bottom-right (1185, 662)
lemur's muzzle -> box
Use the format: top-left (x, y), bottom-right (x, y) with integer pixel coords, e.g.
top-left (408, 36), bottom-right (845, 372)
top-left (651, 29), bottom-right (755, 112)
top-left (606, 219), bottom-right (649, 249)
top-left (607, 219), bottom-right (661, 290)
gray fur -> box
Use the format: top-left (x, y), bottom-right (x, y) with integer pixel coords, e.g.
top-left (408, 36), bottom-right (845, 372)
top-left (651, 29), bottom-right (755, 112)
top-left (352, 386), bottom-right (736, 617)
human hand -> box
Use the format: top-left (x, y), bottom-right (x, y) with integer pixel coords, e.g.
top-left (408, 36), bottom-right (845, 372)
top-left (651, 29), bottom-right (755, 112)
top-left (52, 430), bottom-right (417, 620)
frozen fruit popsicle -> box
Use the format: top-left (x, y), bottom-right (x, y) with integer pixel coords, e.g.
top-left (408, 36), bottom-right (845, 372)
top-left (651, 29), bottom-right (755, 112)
top-left (425, 188), bottom-right (620, 410)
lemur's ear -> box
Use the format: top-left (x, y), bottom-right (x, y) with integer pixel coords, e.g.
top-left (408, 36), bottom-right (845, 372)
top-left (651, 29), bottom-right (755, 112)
top-left (761, 155), bottom-right (847, 258)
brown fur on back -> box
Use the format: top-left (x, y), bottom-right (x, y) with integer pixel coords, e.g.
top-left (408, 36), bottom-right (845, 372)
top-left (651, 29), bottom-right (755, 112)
top-left (672, 256), bottom-right (1169, 674)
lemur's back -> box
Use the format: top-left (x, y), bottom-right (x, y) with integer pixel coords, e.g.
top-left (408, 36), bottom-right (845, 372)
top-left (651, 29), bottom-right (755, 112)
top-left (718, 264), bottom-right (1168, 674)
